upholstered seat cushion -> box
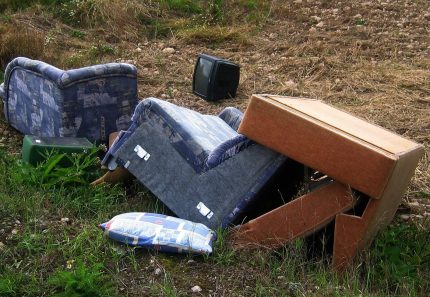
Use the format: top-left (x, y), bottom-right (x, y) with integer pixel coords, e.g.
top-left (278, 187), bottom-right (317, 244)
top-left (132, 98), bottom-right (241, 171)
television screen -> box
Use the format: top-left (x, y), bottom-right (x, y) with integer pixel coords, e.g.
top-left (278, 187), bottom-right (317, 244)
top-left (193, 57), bottom-right (214, 98)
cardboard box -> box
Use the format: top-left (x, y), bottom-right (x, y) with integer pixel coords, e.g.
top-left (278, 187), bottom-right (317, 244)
top-left (232, 181), bottom-right (354, 248)
top-left (238, 94), bottom-right (424, 269)
top-left (238, 94), bottom-right (424, 200)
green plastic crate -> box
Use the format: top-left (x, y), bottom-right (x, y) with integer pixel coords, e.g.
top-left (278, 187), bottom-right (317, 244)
top-left (22, 135), bottom-right (94, 166)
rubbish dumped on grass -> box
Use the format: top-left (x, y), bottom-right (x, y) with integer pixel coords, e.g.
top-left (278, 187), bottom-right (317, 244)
top-left (99, 212), bottom-right (216, 255)
top-left (2, 55), bottom-right (424, 271)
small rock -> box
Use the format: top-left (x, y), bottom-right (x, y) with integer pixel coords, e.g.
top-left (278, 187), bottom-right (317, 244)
top-left (424, 13), bottom-right (430, 20)
top-left (354, 14), bottom-right (362, 19)
top-left (61, 217), bottom-right (70, 224)
top-left (408, 201), bottom-right (420, 208)
top-left (187, 259), bottom-right (196, 264)
top-left (315, 21), bottom-right (324, 28)
top-left (162, 47), bottom-right (175, 54)
top-left (415, 215), bottom-right (424, 219)
top-left (0, 242), bottom-right (5, 250)
top-left (399, 214), bottom-right (410, 221)
top-left (135, 47), bottom-right (142, 53)
top-left (277, 275), bottom-right (285, 280)
top-left (191, 285), bottom-right (202, 293)
top-left (15, 220), bottom-right (21, 225)
top-left (335, 78), bottom-right (341, 84)
top-left (11, 229), bottom-right (18, 235)
top-left (311, 16), bottom-right (321, 22)
top-left (154, 268), bottom-right (162, 275)
top-left (309, 27), bottom-right (317, 33)
top-left (284, 80), bottom-right (298, 89)
top-left (269, 33), bottom-right (278, 39)
top-left (423, 212), bottom-right (429, 217)
top-left (293, 0), bottom-right (302, 3)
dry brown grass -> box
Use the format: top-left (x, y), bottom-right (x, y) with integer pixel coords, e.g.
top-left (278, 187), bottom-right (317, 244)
top-left (0, 23), bottom-right (45, 69)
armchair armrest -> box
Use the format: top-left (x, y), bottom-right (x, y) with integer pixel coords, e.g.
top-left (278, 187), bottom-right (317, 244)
top-left (218, 107), bottom-right (243, 131)
top-left (205, 134), bottom-right (252, 169)
top-left (4, 57), bottom-right (64, 86)
top-left (58, 62), bottom-right (137, 88)
top-left (4, 57), bottom-right (137, 89)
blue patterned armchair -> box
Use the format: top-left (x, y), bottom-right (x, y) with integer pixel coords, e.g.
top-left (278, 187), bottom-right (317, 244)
top-left (102, 98), bottom-right (287, 229)
top-left (0, 57), bottom-right (138, 143)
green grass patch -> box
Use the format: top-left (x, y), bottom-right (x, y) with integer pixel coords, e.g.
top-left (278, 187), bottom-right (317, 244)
top-left (70, 30), bottom-right (86, 39)
top-left (367, 223), bottom-right (430, 293)
top-left (158, 0), bottom-right (202, 14)
top-left (48, 260), bottom-right (117, 297)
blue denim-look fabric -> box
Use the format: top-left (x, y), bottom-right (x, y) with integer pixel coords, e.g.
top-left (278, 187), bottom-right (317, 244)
top-left (103, 98), bottom-right (252, 172)
top-left (218, 107), bottom-right (243, 131)
top-left (1, 57), bottom-right (138, 142)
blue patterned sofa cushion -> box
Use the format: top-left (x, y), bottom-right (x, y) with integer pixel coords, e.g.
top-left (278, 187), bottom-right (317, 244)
top-left (121, 98), bottom-right (244, 171)
top-left (1, 57), bottom-right (138, 143)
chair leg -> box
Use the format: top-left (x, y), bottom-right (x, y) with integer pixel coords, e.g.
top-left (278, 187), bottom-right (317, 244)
top-left (231, 182), bottom-right (354, 249)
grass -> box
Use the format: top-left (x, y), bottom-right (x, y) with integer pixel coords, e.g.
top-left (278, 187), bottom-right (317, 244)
top-left (0, 23), bottom-right (45, 69)
top-left (0, 148), bottom-right (428, 296)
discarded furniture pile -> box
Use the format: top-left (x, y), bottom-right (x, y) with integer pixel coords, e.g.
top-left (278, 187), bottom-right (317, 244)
top-left (0, 57), bottom-right (424, 269)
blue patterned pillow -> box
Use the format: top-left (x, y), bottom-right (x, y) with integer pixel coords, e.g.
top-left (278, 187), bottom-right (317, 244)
top-left (99, 212), bottom-right (216, 254)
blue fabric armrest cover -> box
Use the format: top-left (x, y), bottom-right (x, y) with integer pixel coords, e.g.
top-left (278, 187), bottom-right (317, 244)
top-left (218, 107), bottom-right (243, 131)
top-left (3, 57), bottom-right (137, 89)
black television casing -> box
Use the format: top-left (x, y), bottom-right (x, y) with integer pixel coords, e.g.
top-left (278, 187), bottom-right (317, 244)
top-left (192, 54), bottom-right (240, 101)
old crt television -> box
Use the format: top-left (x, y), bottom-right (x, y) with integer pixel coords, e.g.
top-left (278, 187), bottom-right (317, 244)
top-left (192, 54), bottom-right (240, 101)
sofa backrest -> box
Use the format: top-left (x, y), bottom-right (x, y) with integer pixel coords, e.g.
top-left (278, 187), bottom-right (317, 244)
top-left (2, 57), bottom-right (138, 142)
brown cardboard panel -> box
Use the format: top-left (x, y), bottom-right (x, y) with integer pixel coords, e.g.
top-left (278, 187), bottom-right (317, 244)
top-left (332, 146), bottom-right (424, 270)
top-left (267, 95), bottom-right (418, 154)
top-left (231, 181), bottom-right (354, 248)
top-left (238, 95), bottom-right (423, 198)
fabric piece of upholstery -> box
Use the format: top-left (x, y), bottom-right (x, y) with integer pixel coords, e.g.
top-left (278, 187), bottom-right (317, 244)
top-left (105, 98), bottom-right (248, 172)
top-left (102, 98), bottom-right (286, 229)
top-left (2, 57), bottom-right (138, 142)
top-left (109, 120), bottom-right (285, 229)
top-left (218, 107), bottom-right (243, 131)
